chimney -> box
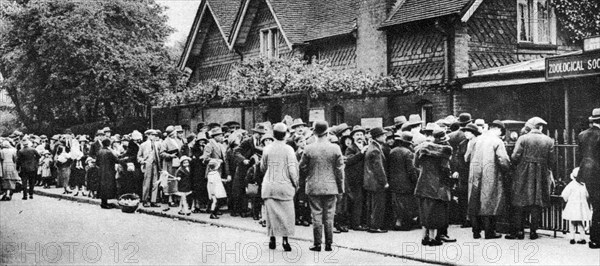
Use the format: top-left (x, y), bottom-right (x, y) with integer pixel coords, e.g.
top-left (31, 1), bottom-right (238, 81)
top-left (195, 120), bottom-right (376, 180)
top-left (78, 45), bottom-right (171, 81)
top-left (356, 0), bottom-right (391, 75)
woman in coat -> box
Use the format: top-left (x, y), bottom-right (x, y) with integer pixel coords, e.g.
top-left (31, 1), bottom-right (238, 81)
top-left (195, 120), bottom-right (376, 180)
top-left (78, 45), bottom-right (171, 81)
top-left (97, 139), bottom-right (119, 209)
top-left (260, 124), bottom-right (298, 252)
top-left (0, 140), bottom-right (20, 201)
top-left (160, 128), bottom-right (182, 207)
top-left (54, 143), bottom-right (72, 194)
top-left (190, 134), bottom-right (208, 213)
top-left (414, 129), bottom-right (453, 246)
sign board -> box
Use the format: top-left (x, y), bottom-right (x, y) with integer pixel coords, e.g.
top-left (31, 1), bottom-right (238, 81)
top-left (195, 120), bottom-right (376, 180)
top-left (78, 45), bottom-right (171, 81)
top-left (309, 108), bottom-right (325, 122)
top-left (361, 118), bottom-right (382, 129)
top-left (584, 36), bottom-right (600, 52)
top-left (545, 50), bottom-right (600, 80)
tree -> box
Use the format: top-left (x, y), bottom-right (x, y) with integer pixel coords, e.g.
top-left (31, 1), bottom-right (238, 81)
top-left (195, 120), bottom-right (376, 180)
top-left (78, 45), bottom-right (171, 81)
top-left (554, 0), bottom-right (600, 43)
top-left (0, 0), bottom-right (183, 132)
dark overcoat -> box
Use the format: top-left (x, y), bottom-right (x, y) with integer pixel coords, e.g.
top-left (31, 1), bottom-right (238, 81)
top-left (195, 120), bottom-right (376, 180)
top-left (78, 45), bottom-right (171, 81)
top-left (363, 141), bottom-right (388, 192)
top-left (97, 148), bottom-right (118, 199)
top-left (388, 145), bottom-right (418, 195)
top-left (344, 143), bottom-right (365, 194)
top-left (511, 131), bottom-right (554, 207)
top-left (413, 142), bottom-right (452, 201)
top-left (578, 126), bottom-right (600, 201)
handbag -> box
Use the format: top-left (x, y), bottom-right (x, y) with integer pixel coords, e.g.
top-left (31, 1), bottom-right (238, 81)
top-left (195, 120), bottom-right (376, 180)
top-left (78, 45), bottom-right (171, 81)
top-left (245, 183), bottom-right (259, 197)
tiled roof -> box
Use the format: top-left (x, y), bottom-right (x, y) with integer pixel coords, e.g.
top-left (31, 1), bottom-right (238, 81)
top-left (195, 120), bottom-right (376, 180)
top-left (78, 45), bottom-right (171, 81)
top-left (381, 0), bottom-right (473, 27)
top-left (208, 0), bottom-right (243, 39)
top-left (268, 0), bottom-right (312, 44)
top-left (304, 0), bottom-right (357, 41)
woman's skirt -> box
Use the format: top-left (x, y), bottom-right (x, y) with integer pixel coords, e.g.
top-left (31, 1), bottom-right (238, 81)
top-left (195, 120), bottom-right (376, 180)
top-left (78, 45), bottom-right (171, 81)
top-left (1, 163), bottom-right (20, 190)
top-left (418, 197), bottom-right (448, 229)
top-left (70, 167), bottom-right (86, 188)
top-left (264, 198), bottom-right (295, 237)
top-left (56, 166), bottom-right (71, 188)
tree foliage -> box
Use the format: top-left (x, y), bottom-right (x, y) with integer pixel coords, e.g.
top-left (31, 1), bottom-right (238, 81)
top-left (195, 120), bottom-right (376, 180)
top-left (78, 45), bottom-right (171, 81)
top-left (154, 57), bottom-right (440, 108)
top-left (0, 0), bottom-right (183, 132)
top-left (554, 0), bottom-right (600, 42)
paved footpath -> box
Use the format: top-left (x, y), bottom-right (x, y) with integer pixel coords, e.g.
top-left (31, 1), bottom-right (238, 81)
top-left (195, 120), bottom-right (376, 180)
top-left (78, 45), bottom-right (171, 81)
top-left (1, 187), bottom-right (598, 265)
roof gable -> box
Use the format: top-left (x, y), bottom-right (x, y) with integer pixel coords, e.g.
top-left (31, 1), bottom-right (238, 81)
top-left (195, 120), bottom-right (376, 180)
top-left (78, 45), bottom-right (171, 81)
top-left (229, 0), bottom-right (295, 49)
top-left (380, 0), bottom-right (476, 28)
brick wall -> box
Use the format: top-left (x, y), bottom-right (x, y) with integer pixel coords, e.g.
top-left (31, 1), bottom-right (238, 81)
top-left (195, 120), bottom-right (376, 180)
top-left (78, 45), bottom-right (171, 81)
top-left (388, 23), bottom-right (446, 85)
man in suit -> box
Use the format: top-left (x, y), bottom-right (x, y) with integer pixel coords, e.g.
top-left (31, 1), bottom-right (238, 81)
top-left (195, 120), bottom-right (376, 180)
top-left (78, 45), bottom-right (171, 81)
top-left (388, 132), bottom-right (419, 230)
top-left (363, 127), bottom-right (389, 233)
top-left (344, 126), bottom-right (368, 231)
top-left (448, 113), bottom-right (472, 227)
top-left (16, 140), bottom-right (41, 200)
top-left (299, 120), bottom-right (345, 252)
top-left (137, 130), bottom-right (161, 207)
top-left (89, 129), bottom-right (105, 159)
top-left (578, 108), bottom-right (600, 249)
top-left (232, 124), bottom-right (266, 216)
top-left (201, 127), bottom-right (231, 182)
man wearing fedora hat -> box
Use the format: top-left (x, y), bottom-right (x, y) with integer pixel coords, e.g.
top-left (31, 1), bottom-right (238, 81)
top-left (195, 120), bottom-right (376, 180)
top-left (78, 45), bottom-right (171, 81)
top-left (401, 114), bottom-right (427, 146)
top-left (138, 130), bottom-right (161, 207)
top-left (231, 124), bottom-right (267, 217)
top-left (363, 127), bottom-right (389, 233)
top-left (447, 113), bottom-right (473, 226)
top-left (578, 108), bottom-right (600, 249)
top-left (388, 132), bottom-right (419, 230)
top-left (201, 127), bottom-right (231, 190)
top-left (508, 117), bottom-right (554, 240)
top-left (468, 120), bottom-right (510, 240)
top-left (299, 120), bottom-right (345, 251)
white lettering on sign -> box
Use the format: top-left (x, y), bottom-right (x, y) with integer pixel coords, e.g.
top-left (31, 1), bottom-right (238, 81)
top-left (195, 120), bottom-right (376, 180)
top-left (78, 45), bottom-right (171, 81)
top-left (548, 57), bottom-right (600, 74)
top-left (584, 36), bottom-right (600, 52)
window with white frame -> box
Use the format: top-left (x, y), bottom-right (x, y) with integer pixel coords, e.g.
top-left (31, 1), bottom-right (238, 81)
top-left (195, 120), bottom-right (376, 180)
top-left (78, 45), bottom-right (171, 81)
top-left (517, 0), bottom-right (557, 44)
top-left (260, 28), bottom-right (279, 58)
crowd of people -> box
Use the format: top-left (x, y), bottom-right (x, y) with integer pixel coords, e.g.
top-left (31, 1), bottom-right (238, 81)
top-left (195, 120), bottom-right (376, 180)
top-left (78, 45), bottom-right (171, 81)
top-left (0, 108), bottom-right (598, 251)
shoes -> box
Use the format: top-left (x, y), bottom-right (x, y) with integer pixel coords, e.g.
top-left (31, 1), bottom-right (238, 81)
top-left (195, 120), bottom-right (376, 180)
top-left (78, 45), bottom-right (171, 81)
top-left (530, 232), bottom-right (539, 240)
top-left (505, 232), bottom-right (525, 240)
top-left (231, 212), bottom-right (239, 217)
top-left (485, 233), bottom-right (502, 239)
top-left (150, 203), bottom-right (160, 208)
top-left (282, 243), bottom-right (291, 252)
top-left (340, 226), bottom-right (349, 233)
top-left (143, 202), bottom-right (151, 208)
top-left (325, 244), bottom-right (332, 251)
top-left (74, 192), bottom-right (79, 196)
top-left (162, 208), bottom-right (170, 212)
top-left (422, 238), bottom-right (442, 246)
top-left (178, 211), bottom-right (186, 215)
top-left (309, 245), bottom-right (321, 252)
top-left (29, 195), bottom-right (33, 199)
top-left (352, 225), bottom-right (367, 231)
top-left (210, 214), bottom-right (219, 219)
top-left (253, 216), bottom-right (260, 221)
top-left (22, 196), bottom-right (27, 200)
top-left (100, 204), bottom-right (114, 209)
top-left (333, 228), bottom-right (341, 234)
top-left (368, 228), bottom-right (388, 233)
top-left (589, 242), bottom-right (600, 249)
top-left (192, 208), bottom-right (201, 214)
top-left (437, 235), bottom-right (456, 243)
top-left (473, 232), bottom-right (481, 239)
top-left (570, 239), bottom-right (576, 245)
top-left (168, 202), bottom-right (177, 207)
top-left (577, 239), bottom-right (587, 245)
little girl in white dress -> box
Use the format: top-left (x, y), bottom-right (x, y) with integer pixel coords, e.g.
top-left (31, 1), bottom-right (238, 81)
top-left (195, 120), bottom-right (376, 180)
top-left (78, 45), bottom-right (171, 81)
top-left (561, 167), bottom-right (592, 245)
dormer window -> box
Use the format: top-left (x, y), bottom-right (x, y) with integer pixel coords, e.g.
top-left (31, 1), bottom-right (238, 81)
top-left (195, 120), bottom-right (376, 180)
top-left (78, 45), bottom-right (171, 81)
top-left (260, 28), bottom-right (279, 58)
top-left (517, 0), bottom-right (557, 44)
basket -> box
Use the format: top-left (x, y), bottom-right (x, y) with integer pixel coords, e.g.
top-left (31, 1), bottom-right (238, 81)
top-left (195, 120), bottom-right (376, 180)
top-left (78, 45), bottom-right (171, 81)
top-left (118, 193), bottom-right (140, 213)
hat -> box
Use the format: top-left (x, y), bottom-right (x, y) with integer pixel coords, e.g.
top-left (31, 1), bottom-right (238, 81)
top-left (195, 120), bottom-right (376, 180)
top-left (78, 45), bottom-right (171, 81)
top-left (64, 128), bottom-right (73, 135)
top-left (474, 119), bottom-right (486, 126)
top-left (489, 120), bottom-right (505, 130)
top-left (173, 125), bottom-right (184, 132)
top-left (400, 114), bottom-right (423, 131)
top-left (111, 135), bottom-right (121, 142)
top-left (261, 134), bottom-right (274, 143)
top-left (207, 123), bottom-right (221, 129)
top-left (251, 123), bottom-right (268, 135)
top-left (435, 119), bottom-right (451, 128)
top-left (329, 134), bottom-right (339, 143)
top-left (51, 135), bottom-right (60, 141)
top-left (460, 123), bottom-right (481, 136)
top-left (394, 116), bottom-right (407, 128)
top-left (433, 129), bottom-right (449, 143)
top-left (350, 125), bottom-right (366, 136)
top-left (291, 118), bottom-right (307, 129)
top-left (457, 113), bottom-right (473, 124)
top-left (144, 129), bottom-right (153, 135)
top-left (445, 115), bottom-right (458, 124)
top-left (395, 132), bottom-right (413, 144)
top-left (526, 117), bottom-right (548, 126)
top-left (40, 135), bottom-right (48, 140)
top-left (95, 130), bottom-right (104, 136)
top-left (165, 126), bottom-right (175, 134)
top-left (179, 156), bottom-right (192, 163)
top-left (102, 127), bottom-right (111, 133)
top-left (313, 120), bottom-right (329, 136)
top-left (571, 167), bottom-right (580, 179)
top-left (370, 127), bottom-right (386, 138)
top-left (336, 123), bottom-right (351, 136)
top-left (196, 132), bottom-right (208, 142)
top-left (421, 122), bottom-right (441, 134)
top-left (78, 135), bottom-right (88, 142)
top-left (221, 126), bottom-right (230, 133)
top-left (589, 108), bottom-right (600, 122)
top-left (131, 130), bottom-right (143, 140)
top-left (224, 121), bottom-right (241, 128)
top-left (42, 150), bottom-right (51, 155)
top-left (209, 127), bottom-right (224, 137)
top-left (273, 122), bottom-right (287, 133)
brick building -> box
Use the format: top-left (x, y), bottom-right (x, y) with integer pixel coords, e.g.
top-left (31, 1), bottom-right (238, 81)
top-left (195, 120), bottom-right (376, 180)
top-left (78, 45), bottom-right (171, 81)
top-left (159, 0), bottom-right (599, 133)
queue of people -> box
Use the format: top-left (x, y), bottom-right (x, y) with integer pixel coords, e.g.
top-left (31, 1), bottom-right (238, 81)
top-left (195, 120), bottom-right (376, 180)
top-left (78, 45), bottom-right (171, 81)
top-left (1, 108), bottom-right (598, 251)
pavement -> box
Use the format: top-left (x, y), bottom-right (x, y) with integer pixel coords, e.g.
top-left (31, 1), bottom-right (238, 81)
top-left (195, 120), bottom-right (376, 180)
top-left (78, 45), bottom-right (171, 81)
top-left (1, 187), bottom-right (598, 265)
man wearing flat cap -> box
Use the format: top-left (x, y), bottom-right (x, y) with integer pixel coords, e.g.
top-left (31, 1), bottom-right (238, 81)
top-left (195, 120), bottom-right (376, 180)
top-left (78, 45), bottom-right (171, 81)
top-left (577, 108), bottom-right (600, 249)
top-left (363, 127), bottom-right (389, 233)
top-left (507, 117), bottom-right (554, 240)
